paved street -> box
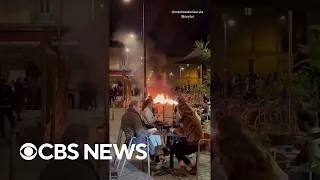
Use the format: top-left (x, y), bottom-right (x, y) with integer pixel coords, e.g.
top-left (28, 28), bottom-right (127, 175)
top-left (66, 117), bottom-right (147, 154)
top-left (0, 102), bottom-right (210, 180)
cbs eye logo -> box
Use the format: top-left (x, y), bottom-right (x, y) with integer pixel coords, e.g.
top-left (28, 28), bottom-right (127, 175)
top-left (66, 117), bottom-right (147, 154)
top-left (20, 143), bottom-right (37, 160)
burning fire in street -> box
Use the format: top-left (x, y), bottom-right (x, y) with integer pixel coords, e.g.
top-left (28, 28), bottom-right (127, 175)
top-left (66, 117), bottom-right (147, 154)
top-left (153, 94), bottom-right (178, 105)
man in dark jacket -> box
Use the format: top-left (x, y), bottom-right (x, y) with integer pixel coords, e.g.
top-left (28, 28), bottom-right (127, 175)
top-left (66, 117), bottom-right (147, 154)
top-left (121, 100), bottom-right (166, 162)
top-left (121, 100), bottom-right (153, 151)
top-left (0, 78), bottom-right (16, 137)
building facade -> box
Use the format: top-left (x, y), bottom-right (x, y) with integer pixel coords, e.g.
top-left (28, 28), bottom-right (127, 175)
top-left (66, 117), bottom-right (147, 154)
top-left (0, 0), bottom-right (110, 141)
top-left (211, 7), bottom-right (309, 79)
top-left (166, 57), bottom-right (203, 86)
top-left (0, 0), bottom-right (109, 79)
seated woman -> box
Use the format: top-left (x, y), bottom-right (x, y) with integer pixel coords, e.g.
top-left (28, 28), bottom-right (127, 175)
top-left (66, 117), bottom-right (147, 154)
top-left (215, 115), bottom-right (289, 180)
top-left (141, 99), bottom-right (160, 130)
top-left (141, 99), bottom-right (170, 156)
top-left (169, 102), bottom-right (204, 175)
top-left (173, 98), bottom-right (186, 128)
top-left (288, 110), bottom-right (320, 180)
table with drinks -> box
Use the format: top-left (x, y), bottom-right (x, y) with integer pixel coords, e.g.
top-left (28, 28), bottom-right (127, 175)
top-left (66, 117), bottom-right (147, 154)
top-left (152, 122), bottom-right (187, 178)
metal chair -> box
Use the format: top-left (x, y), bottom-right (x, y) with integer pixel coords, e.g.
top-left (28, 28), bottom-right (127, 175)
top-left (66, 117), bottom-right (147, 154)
top-left (196, 138), bottom-right (211, 180)
top-left (113, 128), bottom-right (124, 167)
top-left (113, 129), bottom-right (151, 176)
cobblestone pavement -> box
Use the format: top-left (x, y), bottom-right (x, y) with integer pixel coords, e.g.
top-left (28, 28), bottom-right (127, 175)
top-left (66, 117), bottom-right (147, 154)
top-left (0, 100), bottom-right (211, 180)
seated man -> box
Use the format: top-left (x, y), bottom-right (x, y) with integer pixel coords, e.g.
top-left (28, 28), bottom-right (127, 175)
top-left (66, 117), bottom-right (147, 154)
top-left (121, 100), bottom-right (168, 163)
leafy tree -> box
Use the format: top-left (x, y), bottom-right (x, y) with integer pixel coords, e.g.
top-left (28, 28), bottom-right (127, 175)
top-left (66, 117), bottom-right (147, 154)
top-left (192, 41), bottom-right (211, 96)
top-left (256, 27), bottom-right (320, 109)
top-left (295, 27), bottom-right (320, 108)
top-left (195, 40), bottom-right (211, 58)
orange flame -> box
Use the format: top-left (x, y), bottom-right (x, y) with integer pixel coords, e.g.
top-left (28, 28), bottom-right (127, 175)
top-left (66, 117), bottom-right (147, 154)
top-left (154, 94), bottom-right (178, 105)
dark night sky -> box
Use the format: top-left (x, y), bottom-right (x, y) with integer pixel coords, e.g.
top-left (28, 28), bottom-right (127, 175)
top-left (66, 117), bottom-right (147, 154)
top-left (110, 0), bottom-right (210, 57)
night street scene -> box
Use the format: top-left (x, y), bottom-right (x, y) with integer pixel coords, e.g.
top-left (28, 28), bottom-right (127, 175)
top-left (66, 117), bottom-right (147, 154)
top-left (209, 4), bottom-right (320, 180)
top-left (0, 0), bottom-right (319, 180)
top-left (0, 0), bottom-right (211, 180)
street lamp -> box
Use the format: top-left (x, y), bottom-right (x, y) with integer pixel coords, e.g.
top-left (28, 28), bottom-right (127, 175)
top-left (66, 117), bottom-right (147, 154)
top-left (123, 0), bottom-right (146, 99)
top-left (279, 15), bottom-right (286, 21)
top-left (180, 66), bottom-right (184, 91)
top-left (186, 64), bottom-right (190, 83)
top-left (125, 33), bottom-right (136, 45)
top-left (124, 48), bottom-right (130, 68)
top-left (222, 14), bottom-right (235, 98)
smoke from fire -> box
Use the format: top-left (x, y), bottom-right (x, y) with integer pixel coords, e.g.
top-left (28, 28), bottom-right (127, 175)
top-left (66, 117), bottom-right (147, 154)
top-left (112, 29), bottom-right (173, 97)
top-left (58, 4), bottom-right (111, 98)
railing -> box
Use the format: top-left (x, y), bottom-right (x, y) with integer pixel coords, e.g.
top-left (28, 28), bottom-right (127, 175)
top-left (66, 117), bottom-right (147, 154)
top-left (216, 99), bottom-right (292, 135)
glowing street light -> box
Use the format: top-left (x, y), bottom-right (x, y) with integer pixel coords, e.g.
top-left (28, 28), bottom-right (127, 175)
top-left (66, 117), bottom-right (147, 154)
top-left (227, 19), bottom-right (236, 27)
top-left (123, 0), bottom-right (147, 98)
top-left (125, 48), bottom-right (130, 52)
top-left (179, 66), bottom-right (184, 91)
top-left (129, 33), bottom-right (135, 38)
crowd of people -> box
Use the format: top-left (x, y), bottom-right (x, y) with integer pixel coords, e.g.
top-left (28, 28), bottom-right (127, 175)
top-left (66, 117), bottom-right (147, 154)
top-left (109, 85), bottom-right (122, 105)
top-left (228, 72), bottom-right (283, 99)
top-left (173, 84), bottom-right (199, 93)
top-left (68, 80), bottom-right (99, 110)
top-left (211, 72), bottom-right (290, 100)
top-left (0, 77), bottom-right (40, 137)
top-left (69, 81), bottom-right (123, 109)
top-left (172, 72), bottom-right (287, 100)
